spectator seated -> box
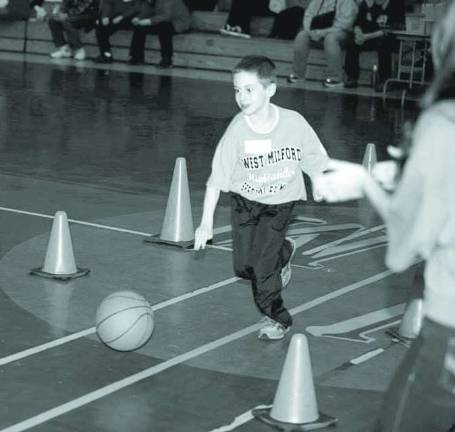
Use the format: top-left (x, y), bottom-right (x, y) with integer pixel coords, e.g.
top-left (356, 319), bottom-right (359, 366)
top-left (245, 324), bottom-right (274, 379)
top-left (0, 0), bottom-right (379, 87)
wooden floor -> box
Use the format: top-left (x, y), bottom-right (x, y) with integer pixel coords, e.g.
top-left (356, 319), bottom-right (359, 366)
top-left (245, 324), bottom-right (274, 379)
top-left (0, 52), bottom-right (421, 432)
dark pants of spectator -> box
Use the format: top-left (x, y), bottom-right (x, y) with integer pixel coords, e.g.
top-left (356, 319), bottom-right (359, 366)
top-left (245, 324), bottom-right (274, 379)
top-left (129, 22), bottom-right (175, 62)
top-left (226, 0), bottom-right (271, 34)
top-left (270, 6), bottom-right (304, 40)
top-left (230, 193), bottom-right (294, 328)
top-left (96, 20), bottom-right (133, 55)
top-left (374, 318), bottom-right (455, 432)
top-left (344, 34), bottom-right (397, 83)
top-left (48, 14), bottom-right (95, 50)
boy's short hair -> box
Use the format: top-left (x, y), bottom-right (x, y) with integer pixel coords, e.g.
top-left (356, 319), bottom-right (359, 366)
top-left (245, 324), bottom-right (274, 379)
top-left (232, 56), bottom-right (277, 86)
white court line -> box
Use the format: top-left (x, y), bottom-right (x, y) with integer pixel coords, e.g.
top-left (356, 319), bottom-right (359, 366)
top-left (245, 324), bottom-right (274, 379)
top-left (0, 270), bottom-right (393, 432)
top-left (0, 206), bottom-right (229, 251)
top-left (209, 405), bottom-right (271, 432)
top-left (0, 277), bottom-right (239, 367)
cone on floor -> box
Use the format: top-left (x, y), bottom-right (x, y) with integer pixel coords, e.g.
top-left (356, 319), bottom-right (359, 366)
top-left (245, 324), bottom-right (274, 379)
top-left (145, 157), bottom-right (194, 248)
top-left (30, 211), bottom-right (90, 280)
top-left (387, 298), bottom-right (423, 345)
top-left (362, 143), bottom-right (377, 174)
top-left (253, 334), bottom-right (337, 431)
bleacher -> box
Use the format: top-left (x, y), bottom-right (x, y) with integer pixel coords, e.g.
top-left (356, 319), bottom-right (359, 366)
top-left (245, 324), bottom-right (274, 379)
top-left (0, 3), bottom-right (377, 86)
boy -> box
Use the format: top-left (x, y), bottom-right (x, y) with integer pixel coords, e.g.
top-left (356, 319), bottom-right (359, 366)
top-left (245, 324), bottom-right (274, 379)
top-left (194, 56), bottom-right (328, 340)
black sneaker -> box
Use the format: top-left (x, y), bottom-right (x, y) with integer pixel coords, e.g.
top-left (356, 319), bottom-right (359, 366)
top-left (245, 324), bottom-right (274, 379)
top-left (94, 54), bottom-right (113, 64)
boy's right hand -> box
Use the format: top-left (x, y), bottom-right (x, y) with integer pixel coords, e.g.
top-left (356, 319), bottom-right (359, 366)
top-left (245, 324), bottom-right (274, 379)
top-left (194, 224), bottom-right (213, 250)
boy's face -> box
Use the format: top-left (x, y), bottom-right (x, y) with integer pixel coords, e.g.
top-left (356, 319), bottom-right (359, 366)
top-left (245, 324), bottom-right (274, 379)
top-left (233, 71), bottom-right (276, 117)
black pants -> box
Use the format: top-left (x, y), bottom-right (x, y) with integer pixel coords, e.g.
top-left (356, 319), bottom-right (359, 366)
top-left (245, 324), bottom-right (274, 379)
top-left (344, 34), bottom-right (397, 82)
top-left (129, 21), bottom-right (175, 62)
top-left (230, 193), bottom-right (294, 328)
top-left (227, 0), bottom-right (271, 34)
top-left (48, 14), bottom-right (95, 50)
top-left (96, 19), bottom-right (134, 55)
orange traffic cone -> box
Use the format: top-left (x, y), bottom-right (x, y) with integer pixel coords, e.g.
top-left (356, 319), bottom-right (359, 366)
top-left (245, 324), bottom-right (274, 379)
top-left (362, 143), bottom-right (377, 174)
top-left (145, 157), bottom-right (194, 248)
top-left (30, 211), bottom-right (90, 280)
top-left (253, 334), bottom-right (337, 430)
top-left (387, 298), bottom-right (423, 345)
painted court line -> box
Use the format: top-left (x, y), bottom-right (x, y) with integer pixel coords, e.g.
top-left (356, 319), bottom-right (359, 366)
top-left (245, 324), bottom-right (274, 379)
top-left (209, 405), bottom-right (271, 432)
top-left (0, 277), bottom-right (239, 367)
top-left (0, 270), bottom-right (393, 432)
top-left (0, 206), bottom-right (229, 250)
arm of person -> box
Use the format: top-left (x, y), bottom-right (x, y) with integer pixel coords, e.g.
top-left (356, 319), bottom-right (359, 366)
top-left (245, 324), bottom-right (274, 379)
top-left (363, 29), bottom-right (386, 40)
top-left (139, 0), bottom-right (172, 26)
top-left (303, 0), bottom-right (317, 30)
top-left (313, 159), bottom-right (391, 218)
top-left (122, 0), bottom-right (141, 21)
top-left (194, 186), bottom-right (221, 250)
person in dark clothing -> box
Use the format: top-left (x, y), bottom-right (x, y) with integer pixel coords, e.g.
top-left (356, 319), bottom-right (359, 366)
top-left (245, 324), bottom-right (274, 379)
top-left (219, 0), bottom-right (272, 39)
top-left (94, 0), bottom-right (141, 63)
top-left (269, 0), bottom-right (307, 40)
top-left (344, 0), bottom-right (405, 91)
top-left (128, 0), bottom-right (190, 68)
top-left (0, 0), bottom-right (43, 20)
top-left (48, 0), bottom-right (99, 60)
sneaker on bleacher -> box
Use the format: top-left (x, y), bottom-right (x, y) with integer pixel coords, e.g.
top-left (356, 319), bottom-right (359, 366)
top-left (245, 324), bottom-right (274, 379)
top-left (219, 24), bottom-right (251, 39)
top-left (74, 48), bottom-right (86, 61)
top-left (50, 45), bottom-right (72, 59)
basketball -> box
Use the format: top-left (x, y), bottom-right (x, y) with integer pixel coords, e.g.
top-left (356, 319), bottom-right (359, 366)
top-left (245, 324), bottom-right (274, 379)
top-left (96, 291), bottom-right (154, 352)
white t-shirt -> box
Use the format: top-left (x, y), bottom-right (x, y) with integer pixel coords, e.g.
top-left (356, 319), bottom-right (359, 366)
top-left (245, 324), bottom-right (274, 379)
top-left (207, 104), bottom-right (329, 205)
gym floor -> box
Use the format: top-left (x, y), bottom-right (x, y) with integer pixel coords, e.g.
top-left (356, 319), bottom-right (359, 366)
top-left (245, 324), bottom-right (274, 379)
top-left (0, 52), bottom-right (420, 432)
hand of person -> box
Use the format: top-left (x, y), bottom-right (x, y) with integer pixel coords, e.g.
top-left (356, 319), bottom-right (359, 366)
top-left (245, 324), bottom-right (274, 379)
top-left (112, 15), bottom-right (123, 24)
top-left (355, 31), bottom-right (366, 45)
top-left (310, 30), bottom-right (323, 42)
top-left (313, 159), bottom-right (368, 202)
top-left (34, 5), bottom-right (47, 20)
top-left (372, 160), bottom-right (399, 192)
top-left (101, 16), bottom-right (109, 26)
top-left (312, 181), bottom-right (324, 202)
top-left (136, 18), bottom-right (151, 26)
top-left (194, 224), bottom-right (213, 251)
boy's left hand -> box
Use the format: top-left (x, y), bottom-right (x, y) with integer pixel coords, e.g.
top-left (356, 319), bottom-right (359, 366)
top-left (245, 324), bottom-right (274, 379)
top-left (194, 224), bottom-right (213, 251)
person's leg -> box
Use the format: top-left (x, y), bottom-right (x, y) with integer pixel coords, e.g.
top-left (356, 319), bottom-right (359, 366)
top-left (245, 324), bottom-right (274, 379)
top-left (48, 17), bottom-right (67, 48)
top-left (251, 202), bottom-right (295, 330)
top-left (148, 21), bottom-right (175, 67)
top-left (374, 319), bottom-right (455, 432)
top-left (376, 35), bottom-right (395, 83)
top-left (230, 193), bottom-right (256, 281)
top-left (344, 33), bottom-right (361, 83)
top-left (290, 29), bottom-right (312, 80)
top-left (129, 26), bottom-right (147, 63)
top-left (96, 19), bottom-right (133, 60)
top-left (226, 0), bottom-right (253, 32)
top-left (324, 30), bottom-right (348, 82)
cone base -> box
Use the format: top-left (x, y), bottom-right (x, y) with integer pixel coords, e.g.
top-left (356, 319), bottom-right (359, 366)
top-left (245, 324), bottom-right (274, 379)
top-left (144, 234), bottom-right (194, 249)
top-left (386, 327), bottom-right (414, 347)
top-left (253, 407), bottom-right (337, 431)
top-left (30, 267), bottom-right (90, 281)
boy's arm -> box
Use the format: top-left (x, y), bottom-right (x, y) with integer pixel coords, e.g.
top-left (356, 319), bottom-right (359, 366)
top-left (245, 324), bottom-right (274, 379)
top-left (194, 186), bottom-right (221, 250)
